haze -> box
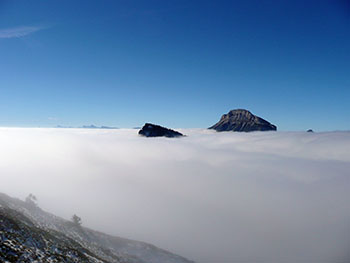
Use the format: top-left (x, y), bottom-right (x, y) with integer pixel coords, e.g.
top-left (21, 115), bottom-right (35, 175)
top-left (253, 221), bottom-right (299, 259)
top-left (0, 128), bottom-right (349, 263)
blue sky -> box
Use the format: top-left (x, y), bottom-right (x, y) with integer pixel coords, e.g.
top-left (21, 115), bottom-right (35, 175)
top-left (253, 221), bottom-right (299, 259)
top-left (0, 0), bottom-right (349, 130)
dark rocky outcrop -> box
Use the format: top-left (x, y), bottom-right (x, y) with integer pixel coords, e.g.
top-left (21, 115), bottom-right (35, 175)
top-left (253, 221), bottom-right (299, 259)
top-left (209, 109), bottom-right (277, 132)
top-left (307, 129), bottom-right (314, 133)
top-left (139, 123), bottom-right (184, 138)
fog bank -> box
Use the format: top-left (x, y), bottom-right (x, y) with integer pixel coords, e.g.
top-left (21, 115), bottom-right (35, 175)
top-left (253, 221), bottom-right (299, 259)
top-left (0, 128), bottom-right (349, 263)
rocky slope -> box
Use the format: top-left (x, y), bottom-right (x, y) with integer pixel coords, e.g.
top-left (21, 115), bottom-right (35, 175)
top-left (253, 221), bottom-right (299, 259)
top-left (139, 123), bottom-right (184, 138)
top-left (209, 109), bottom-right (277, 132)
top-left (0, 193), bottom-right (194, 263)
top-left (0, 206), bottom-right (108, 263)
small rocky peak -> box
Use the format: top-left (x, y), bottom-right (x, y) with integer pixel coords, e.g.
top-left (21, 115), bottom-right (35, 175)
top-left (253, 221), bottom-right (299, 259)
top-left (139, 123), bottom-right (184, 138)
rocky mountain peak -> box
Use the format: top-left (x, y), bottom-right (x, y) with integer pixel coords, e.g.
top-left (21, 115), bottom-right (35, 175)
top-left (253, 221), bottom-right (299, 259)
top-left (223, 109), bottom-right (255, 121)
top-left (209, 109), bottom-right (277, 132)
top-left (139, 123), bottom-right (184, 138)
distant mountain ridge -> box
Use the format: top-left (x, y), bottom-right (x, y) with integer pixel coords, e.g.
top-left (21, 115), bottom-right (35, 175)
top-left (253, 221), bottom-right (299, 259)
top-left (80, 125), bottom-right (118, 129)
top-left (209, 109), bottom-right (277, 132)
top-left (0, 193), bottom-right (194, 263)
top-left (56, 125), bottom-right (118, 129)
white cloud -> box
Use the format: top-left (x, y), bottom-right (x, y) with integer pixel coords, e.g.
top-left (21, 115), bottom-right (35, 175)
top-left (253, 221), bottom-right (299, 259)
top-left (0, 128), bottom-right (349, 263)
top-left (0, 26), bottom-right (45, 39)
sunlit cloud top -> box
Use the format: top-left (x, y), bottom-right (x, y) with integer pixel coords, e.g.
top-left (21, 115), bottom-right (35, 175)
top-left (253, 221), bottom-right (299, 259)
top-left (0, 128), bottom-right (349, 263)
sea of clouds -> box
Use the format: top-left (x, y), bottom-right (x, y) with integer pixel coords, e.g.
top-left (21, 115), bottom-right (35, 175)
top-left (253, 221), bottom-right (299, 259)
top-left (0, 128), bottom-right (349, 263)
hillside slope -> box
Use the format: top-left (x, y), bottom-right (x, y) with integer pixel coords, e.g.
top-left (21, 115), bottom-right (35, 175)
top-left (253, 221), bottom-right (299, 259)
top-left (0, 193), bottom-right (194, 263)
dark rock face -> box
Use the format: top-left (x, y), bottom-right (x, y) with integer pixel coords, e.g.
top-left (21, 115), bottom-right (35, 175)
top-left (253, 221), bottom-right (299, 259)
top-left (307, 129), bottom-right (314, 133)
top-left (209, 109), bottom-right (277, 132)
top-left (139, 123), bottom-right (184, 138)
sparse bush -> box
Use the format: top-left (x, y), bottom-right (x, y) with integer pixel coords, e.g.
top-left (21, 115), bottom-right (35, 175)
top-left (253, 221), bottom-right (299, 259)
top-left (25, 193), bottom-right (37, 207)
top-left (71, 214), bottom-right (82, 226)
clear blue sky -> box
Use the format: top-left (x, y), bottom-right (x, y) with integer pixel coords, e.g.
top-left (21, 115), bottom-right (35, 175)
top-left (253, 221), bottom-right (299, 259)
top-left (0, 0), bottom-right (349, 130)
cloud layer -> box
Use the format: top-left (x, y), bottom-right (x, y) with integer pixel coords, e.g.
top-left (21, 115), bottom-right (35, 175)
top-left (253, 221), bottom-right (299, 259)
top-left (0, 26), bottom-right (44, 38)
top-left (0, 128), bottom-right (349, 263)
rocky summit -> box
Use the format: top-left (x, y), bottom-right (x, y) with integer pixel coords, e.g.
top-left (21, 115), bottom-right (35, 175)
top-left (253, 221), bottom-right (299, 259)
top-left (209, 109), bottom-right (277, 132)
top-left (138, 123), bottom-right (184, 138)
